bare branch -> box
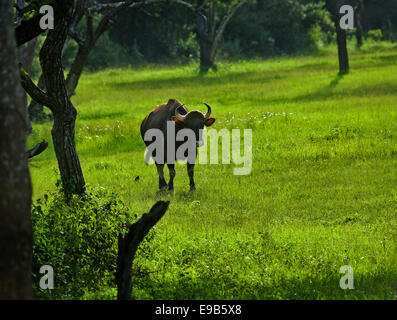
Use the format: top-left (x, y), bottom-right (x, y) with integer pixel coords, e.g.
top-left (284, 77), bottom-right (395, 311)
top-left (69, 30), bottom-right (86, 47)
top-left (19, 64), bottom-right (54, 110)
top-left (210, 0), bottom-right (246, 61)
top-left (93, 0), bottom-right (139, 41)
top-left (27, 140), bottom-right (49, 159)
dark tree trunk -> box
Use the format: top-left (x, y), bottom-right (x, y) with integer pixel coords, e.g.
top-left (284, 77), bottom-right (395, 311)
top-left (335, 20), bottom-right (349, 74)
top-left (0, 0), bottom-right (33, 299)
top-left (325, 0), bottom-right (350, 74)
top-left (355, 19), bottom-right (363, 48)
top-left (355, 1), bottom-right (363, 48)
top-left (40, 1), bottom-right (85, 196)
top-left (116, 201), bottom-right (170, 300)
top-left (196, 2), bottom-right (214, 74)
top-left (199, 38), bottom-right (214, 74)
top-left (51, 110), bottom-right (85, 196)
top-left (66, 44), bottom-right (92, 97)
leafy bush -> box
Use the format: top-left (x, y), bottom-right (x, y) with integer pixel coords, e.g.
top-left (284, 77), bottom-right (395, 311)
top-left (32, 185), bottom-right (135, 299)
top-left (367, 29), bottom-right (383, 42)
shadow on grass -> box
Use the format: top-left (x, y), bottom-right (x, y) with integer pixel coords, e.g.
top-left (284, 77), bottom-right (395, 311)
top-left (133, 270), bottom-right (397, 300)
top-left (329, 72), bottom-right (347, 87)
top-left (106, 61), bottom-right (342, 92)
top-left (262, 81), bottom-right (397, 105)
top-left (78, 111), bottom-right (126, 121)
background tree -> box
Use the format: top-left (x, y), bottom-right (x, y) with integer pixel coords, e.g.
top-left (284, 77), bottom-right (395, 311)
top-left (0, 0), bottom-right (33, 299)
top-left (324, 0), bottom-right (350, 74)
top-left (173, 0), bottom-right (247, 73)
top-left (354, 0), bottom-right (363, 47)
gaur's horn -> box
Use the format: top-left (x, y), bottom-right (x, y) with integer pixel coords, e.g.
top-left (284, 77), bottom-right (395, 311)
top-left (203, 103), bottom-right (211, 119)
top-left (175, 104), bottom-right (187, 121)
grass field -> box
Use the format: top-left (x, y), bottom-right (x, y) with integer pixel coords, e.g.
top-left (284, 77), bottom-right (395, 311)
top-left (28, 43), bottom-right (397, 299)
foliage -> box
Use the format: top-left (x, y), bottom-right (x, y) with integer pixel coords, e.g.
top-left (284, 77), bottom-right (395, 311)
top-left (31, 185), bottom-right (136, 299)
top-left (367, 29), bottom-right (383, 42)
top-left (18, 0), bottom-right (397, 71)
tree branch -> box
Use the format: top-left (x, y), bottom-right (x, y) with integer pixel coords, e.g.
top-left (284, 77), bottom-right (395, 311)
top-left (69, 30), bottom-right (86, 47)
top-left (210, 0), bottom-right (246, 61)
top-left (19, 64), bottom-right (54, 110)
top-left (89, 0), bottom-right (149, 13)
top-left (15, 14), bottom-right (46, 47)
top-left (92, 0), bottom-right (138, 41)
top-left (27, 140), bottom-right (49, 159)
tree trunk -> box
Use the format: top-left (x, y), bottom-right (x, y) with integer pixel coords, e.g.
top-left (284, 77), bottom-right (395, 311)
top-left (194, 0), bottom-right (245, 74)
top-left (0, 0), bottom-right (33, 299)
top-left (116, 201), bottom-right (169, 300)
top-left (66, 44), bottom-right (92, 97)
top-left (51, 110), bottom-right (85, 196)
top-left (199, 38), bottom-right (214, 73)
top-left (355, 2), bottom-right (363, 48)
top-left (335, 20), bottom-right (349, 74)
top-left (39, 0), bottom-right (86, 196)
top-left (196, 3), bottom-right (214, 74)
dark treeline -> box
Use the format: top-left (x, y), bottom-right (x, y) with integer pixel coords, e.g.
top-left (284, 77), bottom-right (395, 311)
top-left (56, 0), bottom-right (397, 72)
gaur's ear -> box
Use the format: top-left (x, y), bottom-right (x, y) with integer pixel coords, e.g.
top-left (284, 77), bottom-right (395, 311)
top-left (172, 116), bottom-right (183, 123)
top-left (204, 118), bottom-right (215, 127)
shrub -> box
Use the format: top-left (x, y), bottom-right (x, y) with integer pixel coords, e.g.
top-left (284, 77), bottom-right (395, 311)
top-left (31, 185), bottom-right (135, 299)
top-left (367, 29), bottom-right (383, 42)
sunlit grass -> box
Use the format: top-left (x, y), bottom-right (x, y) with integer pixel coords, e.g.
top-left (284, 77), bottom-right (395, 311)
top-left (29, 43), bottom-right (397, 299)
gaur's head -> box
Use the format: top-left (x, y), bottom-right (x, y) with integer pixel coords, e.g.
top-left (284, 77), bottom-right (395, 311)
top-left (172, 103), bottom-right (215, 147)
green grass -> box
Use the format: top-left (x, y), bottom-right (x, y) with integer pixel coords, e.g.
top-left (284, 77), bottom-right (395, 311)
top-left (29, 43), bottom-right (397, 299)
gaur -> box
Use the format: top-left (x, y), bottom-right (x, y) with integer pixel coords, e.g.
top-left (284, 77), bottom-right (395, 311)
top-left (140, 98), bottom-right (215, 191)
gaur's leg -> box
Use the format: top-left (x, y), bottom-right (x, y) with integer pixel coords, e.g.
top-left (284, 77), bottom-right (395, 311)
top-left (167, 164), bottom-right (176, 190)
top-left (156, 163), bottom-right (167, 190)
top-left (187, 163), bottom-right (195, 191)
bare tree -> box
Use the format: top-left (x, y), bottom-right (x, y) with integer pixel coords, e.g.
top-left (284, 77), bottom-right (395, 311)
top-left (66, 0), bottom-right (147, 96)
top-left (0, 0), bottom-right (33, 299)
top-left (174, 0), bottom-right (246, 73)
